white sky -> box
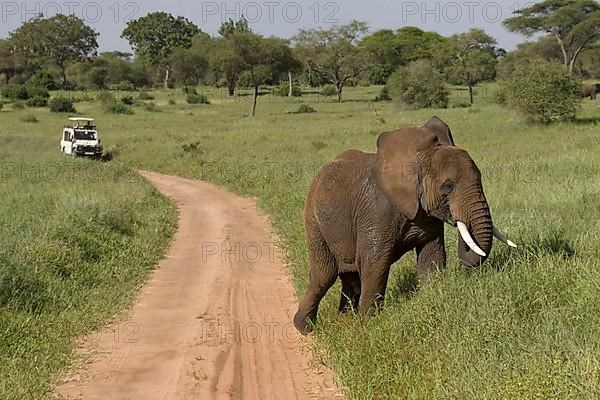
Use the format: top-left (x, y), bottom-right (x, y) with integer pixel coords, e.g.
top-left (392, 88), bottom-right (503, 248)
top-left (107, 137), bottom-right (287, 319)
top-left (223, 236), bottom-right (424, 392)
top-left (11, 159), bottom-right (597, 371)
top-left (0, 1), bottom-right (539, 51)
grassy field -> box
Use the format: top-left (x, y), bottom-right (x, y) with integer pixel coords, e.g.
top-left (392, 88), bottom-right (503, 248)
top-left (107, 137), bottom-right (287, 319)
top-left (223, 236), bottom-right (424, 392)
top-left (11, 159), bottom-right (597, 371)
top-left (1, 85), bottom-right (599, 398)
top-left (0, 106), bottom-right (177, 398)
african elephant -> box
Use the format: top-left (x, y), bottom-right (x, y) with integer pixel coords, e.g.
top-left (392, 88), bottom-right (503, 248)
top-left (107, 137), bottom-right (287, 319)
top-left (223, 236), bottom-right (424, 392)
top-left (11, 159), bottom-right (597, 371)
top-left (582, 83), bottom-right (600, 100)
top-left (293, 117), bottom-right (517, 335)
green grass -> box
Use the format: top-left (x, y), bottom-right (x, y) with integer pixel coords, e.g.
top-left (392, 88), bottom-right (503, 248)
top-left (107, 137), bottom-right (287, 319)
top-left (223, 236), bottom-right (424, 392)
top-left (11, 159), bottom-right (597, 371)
top-left (1, 84), bottom-right (599, 398)
top-left (0, 109), bottom-right (176, 398)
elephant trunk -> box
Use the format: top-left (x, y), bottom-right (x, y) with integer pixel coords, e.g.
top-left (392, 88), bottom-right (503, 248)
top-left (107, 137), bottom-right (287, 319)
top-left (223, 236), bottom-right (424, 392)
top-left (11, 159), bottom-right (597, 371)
top-left (452, 186), bottom-right (493, 267)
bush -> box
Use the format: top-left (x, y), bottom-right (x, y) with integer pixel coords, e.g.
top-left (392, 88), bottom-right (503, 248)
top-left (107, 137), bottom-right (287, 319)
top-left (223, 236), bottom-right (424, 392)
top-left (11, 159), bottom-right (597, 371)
top-left (374, 86), bottom-right (392, 102)
top-left (320, 85), bottom-right (337, 97)
top-left (121, 96), bottom-right (134, 105)
top-left (277, 83), bottom-right (302, 97)
top-left (168, 99), bottom-right (177, 105)
top-left (182, 86), bottom-right (198, 95)
top-left (290, 104), bottom-right (316, 114)
top-left (186, 93), bottom-right (209, 104)
top-left (28, 72), bottom-right (57, 90)
top-left (25, 96), bottom-right (48, 107)
top-left (387, 60), bottom-right (449, 109)
top-left (501, 60), bottom-right (581, 123)
top-left (21, 114), bottom-right (39, 123)
top-left (2, 84), bottom-right (29, 100)
top-left (105, 102), bottom-right (134, 115)
top-left (114, 80), bottom-right (135, 91)
top-left (26, 86), bottom-right (50, 99)
top-left (49, 98), bottom-right (76, 113)
top-left (12, 102), bottom-right (25, 110)
top-left (138, 91), bottom-right (154, 100)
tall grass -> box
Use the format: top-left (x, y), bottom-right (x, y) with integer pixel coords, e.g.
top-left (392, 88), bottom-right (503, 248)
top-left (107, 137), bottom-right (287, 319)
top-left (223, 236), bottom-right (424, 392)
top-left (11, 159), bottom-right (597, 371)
top-left (0, 109), bottom-right (176, 398)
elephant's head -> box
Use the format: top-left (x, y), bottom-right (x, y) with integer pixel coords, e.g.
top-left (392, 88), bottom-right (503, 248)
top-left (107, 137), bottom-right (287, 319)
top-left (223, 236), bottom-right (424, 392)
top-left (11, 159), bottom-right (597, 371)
top-left (375, 116), bottom-right (516, 267)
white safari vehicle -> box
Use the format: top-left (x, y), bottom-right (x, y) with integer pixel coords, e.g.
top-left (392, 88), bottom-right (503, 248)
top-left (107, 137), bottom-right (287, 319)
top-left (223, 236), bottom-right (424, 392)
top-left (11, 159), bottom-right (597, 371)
top-left (61, 117), bottom-right (103, 159)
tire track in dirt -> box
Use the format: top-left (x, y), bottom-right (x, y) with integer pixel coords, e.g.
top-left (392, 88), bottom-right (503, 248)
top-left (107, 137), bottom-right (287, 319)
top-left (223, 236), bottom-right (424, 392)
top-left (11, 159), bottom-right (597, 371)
top-left (57, 171), bottom-right (340, 400)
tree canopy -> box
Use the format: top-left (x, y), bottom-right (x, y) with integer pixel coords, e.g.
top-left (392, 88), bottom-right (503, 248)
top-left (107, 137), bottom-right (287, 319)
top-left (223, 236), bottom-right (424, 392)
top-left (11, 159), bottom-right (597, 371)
top-left (10, 14), bottom-right (98, 85)
top-left (504, 0), bottom-right (600, 74)
top-left (293, 21), bottom-right (371, 102)
top-left (122, 12), bottom-right (200, 87)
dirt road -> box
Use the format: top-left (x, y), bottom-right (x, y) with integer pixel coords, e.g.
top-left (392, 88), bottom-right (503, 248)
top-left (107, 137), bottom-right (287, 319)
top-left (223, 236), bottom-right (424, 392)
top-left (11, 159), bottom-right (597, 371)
top-left (58, 171), bottom-right (339, 400)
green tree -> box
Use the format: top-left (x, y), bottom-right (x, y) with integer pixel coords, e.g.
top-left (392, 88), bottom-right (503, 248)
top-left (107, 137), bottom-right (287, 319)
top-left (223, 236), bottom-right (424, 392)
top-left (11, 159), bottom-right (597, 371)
top-left (444, 29), bottom-right (500, 104)
top-left (225, 32), bottom-right (296, 116)
top-left (504, 0), bottom-right (600, 75)
top-left (360, 27), bottom-right (446, 84)
top-left (122, 12), bottom-right (199, 88)
top-left (210, 17), bottom-right (252, 96)
top-left (387, 59), bottom-right (448, 109)
top-left (170, 38), bottom-right (210, 87)
top-left (218, 16), bottom-right (251, 38)
top-left (10, 14), bottom-right (98, 86)
top-left (293, 21), bottom-right (372, 103)
top-left (0, 39), bottom-right (17, 85)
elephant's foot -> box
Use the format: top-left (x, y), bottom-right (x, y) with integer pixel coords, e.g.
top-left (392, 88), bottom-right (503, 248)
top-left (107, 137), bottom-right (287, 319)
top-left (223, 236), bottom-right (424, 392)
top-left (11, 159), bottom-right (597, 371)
top-left (293, 311), bottom-right (315, 335)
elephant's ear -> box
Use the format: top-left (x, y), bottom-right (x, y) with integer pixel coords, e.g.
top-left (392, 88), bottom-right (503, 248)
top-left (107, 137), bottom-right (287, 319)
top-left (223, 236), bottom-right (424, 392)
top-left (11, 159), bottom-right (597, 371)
top-left (375, 127), bottom-right (438, 220)
top-left (424, 116), bottom-right (454, 146)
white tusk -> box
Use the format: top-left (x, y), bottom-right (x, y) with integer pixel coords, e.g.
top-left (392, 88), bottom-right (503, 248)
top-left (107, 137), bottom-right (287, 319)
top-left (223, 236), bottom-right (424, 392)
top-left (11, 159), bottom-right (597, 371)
top-left (493, 227), bottom-right (517, 248)
top-left (457, 222), bottom-right (487, 257)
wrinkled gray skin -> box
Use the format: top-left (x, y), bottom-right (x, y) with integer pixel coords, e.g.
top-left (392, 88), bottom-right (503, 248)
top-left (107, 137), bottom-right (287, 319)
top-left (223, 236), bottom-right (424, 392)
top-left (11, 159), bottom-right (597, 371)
top-left (294, 117), bottom-right (494, 335)
top-left (582, 83), bottom-right (600, 100)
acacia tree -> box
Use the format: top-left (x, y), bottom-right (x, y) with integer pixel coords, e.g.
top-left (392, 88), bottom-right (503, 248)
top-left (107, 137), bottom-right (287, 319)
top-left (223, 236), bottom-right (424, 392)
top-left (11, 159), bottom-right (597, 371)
top-left (10, 14), bottom-right (98, 85)
top-left (444, 29), bottom-right (500, 104)
top-left (225, 32), bottom-right (296, 116)
top-left (122, 12), bottom-right (199, 88)
top-left (293, 20), bottom-right (372, 103)
top-left (170, 33), bottom-right (211, 87)
top-left (504, 0), bottom-right (600, 75)
top-left (210, 17), bottom-right (252, 96)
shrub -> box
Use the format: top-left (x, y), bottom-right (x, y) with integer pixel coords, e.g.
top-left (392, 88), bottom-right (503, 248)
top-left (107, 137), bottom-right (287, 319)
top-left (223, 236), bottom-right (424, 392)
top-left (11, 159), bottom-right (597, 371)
top-left (143, 102), bottom-right (160, 112)
top-left (320, 85), bottom-right (337, 97)
top-left (374, 86), bottom-right (392, 102)
top-left (186, 93), bottom-right (209, 104)
top-left (49, 98), bottom-right (76, 113)
top-left (114, 80), bottom-right (135, 91)
top-left (26, 96), bottom-right (48, 107)
top-left (183, 86), bottom-right (198, 95)
top-left (290, 104), bottom-right (316, 114)
top-left (501, 60), bottom-right (581, 123)
top-left (121, 96), bottom-right (135, 105)
top-left (28, 71), bottom-right (58, 90)
top-left (2, 84), bottom-right (29, 100)
top-left (12, 101), bottom-right (25, 110)
top-left (105, 102), bottom-right (134, 114)
top-left (26, 86), bottom-right (50, 99)
top-left (387, 60), bottom-right (449, 109)
top-left (21, 114), bottom-right (39, 123)
top-left (138, 91), bottom-right (154, 100)
top-left (168, 99), bottom-right (177, 105)
top-left (277, 83), bottom-right (302, 97)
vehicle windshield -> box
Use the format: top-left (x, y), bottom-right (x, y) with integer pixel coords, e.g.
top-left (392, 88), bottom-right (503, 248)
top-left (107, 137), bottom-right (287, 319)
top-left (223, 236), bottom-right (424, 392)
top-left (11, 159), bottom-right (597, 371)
top-left (74, 131), bottom-right (96, 140)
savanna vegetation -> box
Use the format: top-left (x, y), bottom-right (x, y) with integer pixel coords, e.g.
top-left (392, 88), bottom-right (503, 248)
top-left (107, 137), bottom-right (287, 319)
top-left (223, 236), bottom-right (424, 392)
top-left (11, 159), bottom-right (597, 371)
top-left (1, 0), bottom-right (600, 398)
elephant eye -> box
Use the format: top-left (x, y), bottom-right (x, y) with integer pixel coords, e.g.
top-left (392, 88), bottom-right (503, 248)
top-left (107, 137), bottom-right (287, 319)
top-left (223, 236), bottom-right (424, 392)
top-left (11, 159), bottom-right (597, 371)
top-left (440, 180), bottom-right (455, 194)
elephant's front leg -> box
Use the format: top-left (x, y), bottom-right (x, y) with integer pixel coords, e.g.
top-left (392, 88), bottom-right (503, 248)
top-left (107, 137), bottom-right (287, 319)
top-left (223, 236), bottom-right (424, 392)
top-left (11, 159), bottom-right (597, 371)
top-left (358, 260), bottom-right (391, 315)
top-left (416, 234), bottom-right (446, 280)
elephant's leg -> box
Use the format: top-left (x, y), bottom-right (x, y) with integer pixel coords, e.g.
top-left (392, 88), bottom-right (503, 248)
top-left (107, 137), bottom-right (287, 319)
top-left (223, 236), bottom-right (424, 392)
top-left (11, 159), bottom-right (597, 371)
top-left (416, 235), bottom-right (446, 280)
top-left (358, 261), bottom-right (391, 315)
top-left (293, 229), bottom-right (338, 335)
top-left (338, 271), bottom-right (361, 313)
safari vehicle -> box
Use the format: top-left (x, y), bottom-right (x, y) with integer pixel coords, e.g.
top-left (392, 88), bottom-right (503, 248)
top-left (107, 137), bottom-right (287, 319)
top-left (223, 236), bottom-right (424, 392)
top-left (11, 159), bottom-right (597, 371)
top-left (61, 117), bottom-right (103, 159)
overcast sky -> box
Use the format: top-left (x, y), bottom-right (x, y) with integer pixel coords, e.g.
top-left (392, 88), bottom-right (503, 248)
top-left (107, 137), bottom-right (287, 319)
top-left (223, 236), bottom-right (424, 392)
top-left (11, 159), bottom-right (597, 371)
top-left (1, 1), bottom-right (539, 51)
